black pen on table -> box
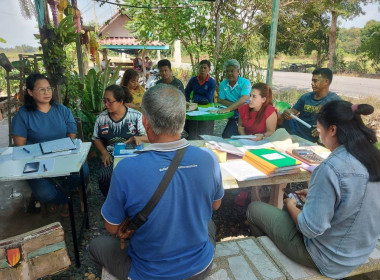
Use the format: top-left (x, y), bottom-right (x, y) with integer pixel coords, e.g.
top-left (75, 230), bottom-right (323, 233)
top-left (43, 164), bottom-right (47, 172)
top-left (23, 147), bottom-right (30, 153)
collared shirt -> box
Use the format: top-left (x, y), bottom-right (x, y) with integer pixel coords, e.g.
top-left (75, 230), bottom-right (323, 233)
top-left (297, 145), bottom-right (380, 279)
top-left (156, 76), bottom-right (185, 94)
top-left (102, 138), bottom-right (224, 279)
top-left (185, 75), bottom-right (216, 103)
top-left (219, 76), bottom-right (251, 118)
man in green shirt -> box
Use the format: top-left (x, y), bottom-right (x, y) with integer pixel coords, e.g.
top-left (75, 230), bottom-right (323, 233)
top-left (156, 59), bottom-right (185, 94)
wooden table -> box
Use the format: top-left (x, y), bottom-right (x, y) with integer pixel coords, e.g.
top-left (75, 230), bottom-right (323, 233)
top-left (188, 140), bottom-right (312, 209)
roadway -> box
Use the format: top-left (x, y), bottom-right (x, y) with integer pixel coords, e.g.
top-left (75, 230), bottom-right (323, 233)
top-left (268, 71), bottom-right (380, 99)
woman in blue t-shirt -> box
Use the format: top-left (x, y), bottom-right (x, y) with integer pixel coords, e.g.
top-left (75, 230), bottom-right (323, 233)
top-left (11, 73), bottom-right (89, 217)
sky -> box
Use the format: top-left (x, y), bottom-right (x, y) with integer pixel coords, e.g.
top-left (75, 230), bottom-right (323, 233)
top-left (0, 0), bottom-right (379, 48)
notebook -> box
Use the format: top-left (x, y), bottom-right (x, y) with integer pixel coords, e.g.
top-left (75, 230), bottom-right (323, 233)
top-left (39, 137), bottom-right (77, 154)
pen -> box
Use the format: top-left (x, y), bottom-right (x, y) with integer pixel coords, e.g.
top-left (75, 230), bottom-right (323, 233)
top-left (23, 147), bottom-right (30, 153)
top-left (43, 164), bottom-right (47, 172)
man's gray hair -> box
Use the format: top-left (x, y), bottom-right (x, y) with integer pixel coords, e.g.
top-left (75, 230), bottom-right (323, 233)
top-left (141, 84), bottom-right (186, 136)
top-left (224, 59), bottom-right (240, 70)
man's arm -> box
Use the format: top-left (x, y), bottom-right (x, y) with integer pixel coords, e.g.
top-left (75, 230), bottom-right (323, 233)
top-left (212, 199), bottom-right (222, 211)
top-left (105, 220), bottom-right (119, 235)
top-left (218, 95), bottom-right (249, 114)
top-left (277, 108), bottom-right (300, 125)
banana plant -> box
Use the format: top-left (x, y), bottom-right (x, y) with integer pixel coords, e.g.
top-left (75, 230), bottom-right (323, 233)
top-left (84, 60), bottom-right (121, 113)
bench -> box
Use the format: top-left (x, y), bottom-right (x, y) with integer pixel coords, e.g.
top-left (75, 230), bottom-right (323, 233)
top-left (110, 61), bottom-right (134, 72)
top-left (101, 236), bottom-right (380, 279)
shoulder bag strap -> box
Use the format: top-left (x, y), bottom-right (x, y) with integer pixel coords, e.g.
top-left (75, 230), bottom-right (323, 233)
top-left (128, 146), bottom-right (187, 230)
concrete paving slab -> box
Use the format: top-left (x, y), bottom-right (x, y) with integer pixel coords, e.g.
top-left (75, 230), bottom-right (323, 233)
top-left (207, 237), bottom-right (286, 280)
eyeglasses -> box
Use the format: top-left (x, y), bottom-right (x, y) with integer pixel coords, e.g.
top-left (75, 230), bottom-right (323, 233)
top-left (35, 87), bottom-right (54, 94)
top-left (102, 98), bottom-right (118, 104)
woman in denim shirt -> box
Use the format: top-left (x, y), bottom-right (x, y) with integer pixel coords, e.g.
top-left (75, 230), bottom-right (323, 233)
top-left (246, 100), bottom-right (380, 279)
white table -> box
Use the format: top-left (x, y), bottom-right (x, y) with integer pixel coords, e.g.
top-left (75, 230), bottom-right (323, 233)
top-left (0, 142), bottom-right (91, 267)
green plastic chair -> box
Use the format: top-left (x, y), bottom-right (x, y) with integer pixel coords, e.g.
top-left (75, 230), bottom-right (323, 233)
top-left (274, 100), bottom-right (291, 114)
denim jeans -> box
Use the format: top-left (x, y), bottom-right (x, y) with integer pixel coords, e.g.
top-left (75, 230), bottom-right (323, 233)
top-left (222, 118), bottom-right (238, 138)
top-left (28, 162), bottom-right (89, 204)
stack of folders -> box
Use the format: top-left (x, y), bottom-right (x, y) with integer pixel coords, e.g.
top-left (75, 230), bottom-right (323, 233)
top-left (243, 148), bottom-right (301, 176)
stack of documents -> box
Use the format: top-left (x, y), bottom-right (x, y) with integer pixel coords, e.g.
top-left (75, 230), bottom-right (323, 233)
top-left (200, 135), bottom-right (275, 156)
top-left (243, 148), bottom-right (301, 176)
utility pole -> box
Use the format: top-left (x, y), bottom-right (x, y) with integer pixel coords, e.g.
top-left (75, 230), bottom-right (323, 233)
top-left (266, 0), bottom-right (280, 87)
top-left (93, 0), bottom-right (98, 27)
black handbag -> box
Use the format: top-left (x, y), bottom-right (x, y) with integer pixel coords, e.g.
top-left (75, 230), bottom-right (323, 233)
top-left (116, 147), bottom-right (187, 248)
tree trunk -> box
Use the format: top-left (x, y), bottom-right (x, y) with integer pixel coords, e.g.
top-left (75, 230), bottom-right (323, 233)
top-left (214, 0), bottom-right (222, 90)
top-left (328, 10), bottom-right (338, 70)
top-left (316, 50), bottom-right (322, 68)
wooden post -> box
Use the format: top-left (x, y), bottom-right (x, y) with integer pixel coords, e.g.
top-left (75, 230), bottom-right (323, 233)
top-left (266, 0), bottom-right (280, 87)
top-left (6, 71), bottom-right (12, 147)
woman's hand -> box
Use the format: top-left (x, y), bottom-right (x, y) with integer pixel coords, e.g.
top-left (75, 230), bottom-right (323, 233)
top-left (254, 134), bottom-right (264, 141)
top-left (101, 152), bottom-right (113, 167)
top-left (284, 197), bottom-right (297, 208)
top-left (295, 189), bottom-right (308, 202)
top-left (125, 136), bottom-right (142, 145)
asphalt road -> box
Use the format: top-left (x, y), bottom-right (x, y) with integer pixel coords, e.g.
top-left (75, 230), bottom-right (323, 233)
top-left (268, 71), bottom-right (380, 99)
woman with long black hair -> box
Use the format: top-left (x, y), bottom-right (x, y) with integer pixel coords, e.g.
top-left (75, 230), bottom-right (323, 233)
top-left (246, 100), bottom-right (380, 279)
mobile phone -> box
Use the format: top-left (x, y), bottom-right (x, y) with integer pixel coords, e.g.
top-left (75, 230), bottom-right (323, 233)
top-left (283, 187), bottom-right (304, 208)
top-left (23, 162), bottom-right (40, 173)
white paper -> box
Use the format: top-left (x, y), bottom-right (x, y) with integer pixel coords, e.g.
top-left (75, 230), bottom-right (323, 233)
top-left (37, 158), bottom-right (55, 173)
top-left (186, 111), bottom-right (209, 116)
top-left (231, 135), bottom-right (256, 139)
top-left (262, 153), bottom-right (285, 160)
top-left (12, 144), bottom-right (42, 160)
top-left (220, 159), bottom-right (268, 181)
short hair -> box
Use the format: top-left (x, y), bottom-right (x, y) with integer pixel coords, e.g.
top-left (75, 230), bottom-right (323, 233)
top-left (224, 59), bottom-right (240, 70)
top-left (157, 59), bottom-right (171, 69)
top-left (105, 84), bottom-right (133, 103)
top-left (24, 73), bottom-right (55, 111)
top-left (120, 69), bottom-right (139, 88)
top-left (316, 100), bottom-right (380, 181)
top-left (312, 68), bottom-right (333, 84)
top-left (141, 84), bottom-right (186, 136)
top-left (199, 59), bottom-right (211, 69)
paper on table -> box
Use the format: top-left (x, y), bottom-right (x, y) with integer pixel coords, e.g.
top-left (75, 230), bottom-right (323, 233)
top-left (237, 139), bottom-right (275, 150)
top-left (12, 144), bottom-right (42, 160)
top-left (231, 135), bottom-right (257, 139)
top-left (186, 111), bottom-right (209, 116)
top-left (0, 147), bottom-right (13, 166)
top-left (220, 159), bottom-right (268, 181)
top-left (37, 158), bottom-right (55, 173)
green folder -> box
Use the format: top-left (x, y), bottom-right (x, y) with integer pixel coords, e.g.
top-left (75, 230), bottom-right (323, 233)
top-left (248, 148), bottom-right (299, 168)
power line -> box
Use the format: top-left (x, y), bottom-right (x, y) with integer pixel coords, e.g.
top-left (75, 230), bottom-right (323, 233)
top-left (94, 0), bottom-right (207, 9)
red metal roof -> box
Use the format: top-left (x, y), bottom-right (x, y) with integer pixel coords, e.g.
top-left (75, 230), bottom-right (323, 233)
top-left (99, 37), bottom-right (167, 47)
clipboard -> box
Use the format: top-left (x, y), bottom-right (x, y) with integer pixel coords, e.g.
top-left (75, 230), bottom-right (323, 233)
top-left (39, 137), bottom-right (77, 154)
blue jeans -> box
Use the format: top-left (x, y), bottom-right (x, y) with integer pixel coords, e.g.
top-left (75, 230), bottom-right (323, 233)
top-left (222, 118), bottom-right (239, 138)
top-left (28, 162), bottom-right (89, 204)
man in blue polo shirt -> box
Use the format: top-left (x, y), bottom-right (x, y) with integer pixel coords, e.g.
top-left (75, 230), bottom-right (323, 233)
top-left (89, 84), bottom-right (224, 280)
top-left (278, 68), bottom-right (341, 142)
top-left (217, 59), bottom-right (251, 138)
top-left (185, 59), bottom-right (216, 104)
